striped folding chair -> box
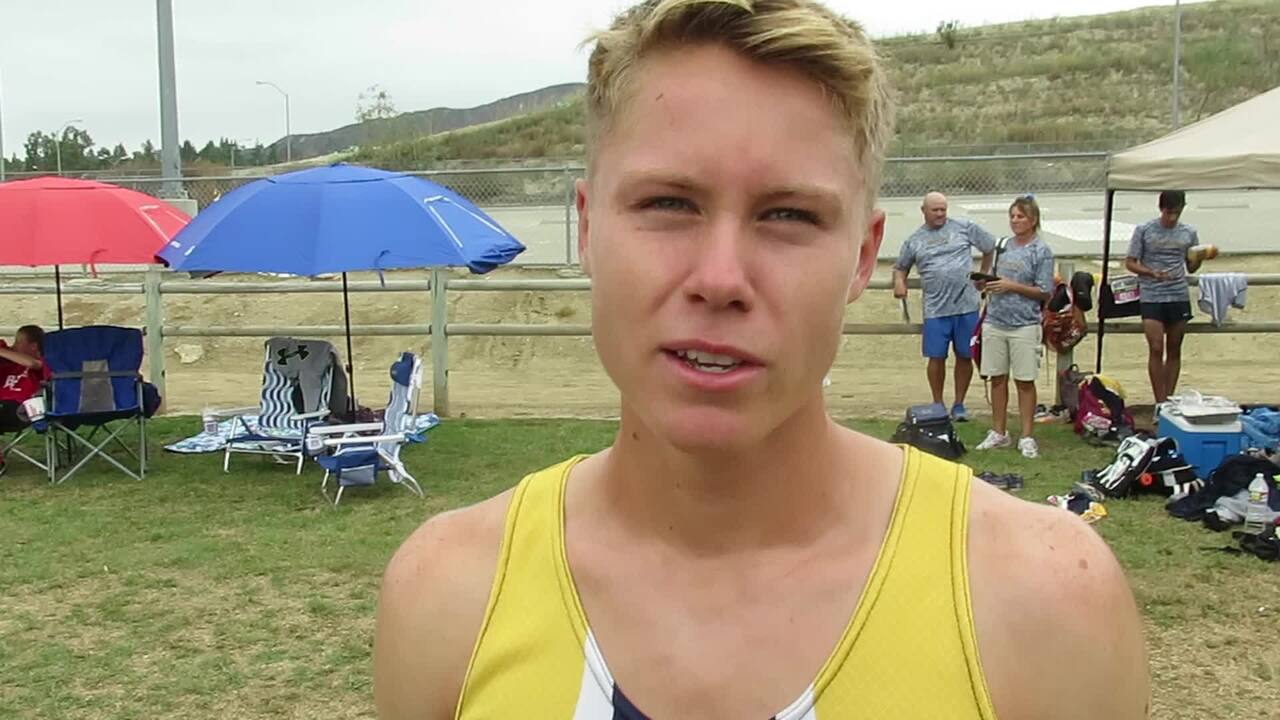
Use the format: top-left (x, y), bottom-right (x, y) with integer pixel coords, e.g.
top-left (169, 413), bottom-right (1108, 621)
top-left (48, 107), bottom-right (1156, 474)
top-left (222, 337), bottom-right (341, 475)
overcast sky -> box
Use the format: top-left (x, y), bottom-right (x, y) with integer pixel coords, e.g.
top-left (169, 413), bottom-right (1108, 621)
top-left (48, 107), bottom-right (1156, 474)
top-left (0, 0), bottom-right (1196, 154)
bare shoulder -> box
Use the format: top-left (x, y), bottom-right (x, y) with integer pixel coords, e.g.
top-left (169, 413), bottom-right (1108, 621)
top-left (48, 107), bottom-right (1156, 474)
top-left (967, 480), bottom-right (1150, 719)
top-left (373, 489), bottom-right (514, 720)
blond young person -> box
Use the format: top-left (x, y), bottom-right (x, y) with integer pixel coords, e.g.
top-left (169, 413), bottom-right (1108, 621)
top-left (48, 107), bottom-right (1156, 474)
top-left (374, 2), bottom-right (1149, 718)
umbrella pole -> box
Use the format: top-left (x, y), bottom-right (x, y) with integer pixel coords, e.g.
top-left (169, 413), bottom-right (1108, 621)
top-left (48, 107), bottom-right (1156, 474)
top-left (342, 272), bottom-right (356, 416)
top-left (54, 265), bottom-right (65, 330)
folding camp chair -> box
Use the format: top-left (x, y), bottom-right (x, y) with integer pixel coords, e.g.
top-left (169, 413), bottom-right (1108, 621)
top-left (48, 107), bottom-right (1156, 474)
top-left (1, 424), bottom-right (48, 476)
top-left (221, 337), bottom-right (344, 475)
top-left (40, 326), bottom-right (147, 484)
top-left (307, 352), bottom-right (426, 505)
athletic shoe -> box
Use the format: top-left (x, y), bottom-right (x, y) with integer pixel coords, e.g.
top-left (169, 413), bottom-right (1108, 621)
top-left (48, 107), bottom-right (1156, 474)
top-left (951, 402), bottom-right (969, 422)
top-left (976, 430), bottom-right (1011, 450)
top-left (1018, 436), bottom-right (1040, 459)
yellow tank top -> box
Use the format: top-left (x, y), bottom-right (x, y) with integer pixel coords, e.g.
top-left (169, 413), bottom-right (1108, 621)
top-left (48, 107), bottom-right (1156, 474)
top-left (455, 447), bottom-right (998, 719)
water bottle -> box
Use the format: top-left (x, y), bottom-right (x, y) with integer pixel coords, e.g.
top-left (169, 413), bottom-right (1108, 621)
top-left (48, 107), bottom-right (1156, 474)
top-left (201, 409), bottom-right (218, 435)
top-left (1242, 473), bottom-right (1272, 535)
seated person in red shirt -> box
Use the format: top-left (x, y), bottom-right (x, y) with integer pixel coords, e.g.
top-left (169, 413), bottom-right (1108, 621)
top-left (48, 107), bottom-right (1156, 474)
top-left (0, 325), bottom-right (48, 431)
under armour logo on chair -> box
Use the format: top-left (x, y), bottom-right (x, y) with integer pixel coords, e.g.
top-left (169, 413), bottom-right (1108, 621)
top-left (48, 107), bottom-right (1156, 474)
top-left (275, 346), bottom-right (311, 364)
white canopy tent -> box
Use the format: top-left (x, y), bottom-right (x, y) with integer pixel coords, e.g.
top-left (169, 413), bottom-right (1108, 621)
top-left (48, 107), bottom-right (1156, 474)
top-left (1095, 85), bottom-right (1280, 370)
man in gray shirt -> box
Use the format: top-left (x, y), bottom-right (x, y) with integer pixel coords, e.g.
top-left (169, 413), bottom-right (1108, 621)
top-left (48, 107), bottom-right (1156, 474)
top-left (1125, 190), bottom-right (1208, 404)
top-left (893, 192), bottom-right (995, 420)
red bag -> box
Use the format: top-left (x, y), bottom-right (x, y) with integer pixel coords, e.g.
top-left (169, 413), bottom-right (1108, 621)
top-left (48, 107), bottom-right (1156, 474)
top-left (970, 307), bottom-right (986, 369)
top-left (1042, 281), bottom-right (1087, 353)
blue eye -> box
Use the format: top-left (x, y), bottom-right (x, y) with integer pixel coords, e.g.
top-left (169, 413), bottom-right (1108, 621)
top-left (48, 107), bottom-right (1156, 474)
top-left (765, 208), bottom-right (820, 225)
top-left (643, 197), bottom-right (692, 212)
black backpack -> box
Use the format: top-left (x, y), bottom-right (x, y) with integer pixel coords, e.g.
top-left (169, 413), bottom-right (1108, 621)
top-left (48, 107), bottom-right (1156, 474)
top-left (891, 403), bottom-right (966, 461)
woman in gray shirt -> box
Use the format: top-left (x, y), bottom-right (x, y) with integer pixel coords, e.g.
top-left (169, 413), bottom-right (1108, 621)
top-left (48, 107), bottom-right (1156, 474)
top-left (975, 196), bottom-right (1054, 459)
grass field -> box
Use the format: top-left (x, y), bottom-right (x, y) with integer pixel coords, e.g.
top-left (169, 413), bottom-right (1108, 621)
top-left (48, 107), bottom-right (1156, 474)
top-left (2, 416), bottom-right (1278, 719)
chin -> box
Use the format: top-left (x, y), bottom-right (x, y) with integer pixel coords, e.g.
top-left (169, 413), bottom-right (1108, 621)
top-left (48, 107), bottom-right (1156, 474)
top-left (647, 404), bottom-right (774, 454)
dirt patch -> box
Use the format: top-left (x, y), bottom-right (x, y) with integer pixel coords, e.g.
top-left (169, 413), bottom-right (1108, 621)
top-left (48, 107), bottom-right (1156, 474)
top-left (7, 257), bottom-right (1279, 419)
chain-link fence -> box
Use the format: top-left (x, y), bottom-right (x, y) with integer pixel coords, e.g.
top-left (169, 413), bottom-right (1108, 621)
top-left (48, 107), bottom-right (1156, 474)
top-left (5, 153), bottom-right (1110, 266)
top-left (86, 152), bottom-right (1108, 210)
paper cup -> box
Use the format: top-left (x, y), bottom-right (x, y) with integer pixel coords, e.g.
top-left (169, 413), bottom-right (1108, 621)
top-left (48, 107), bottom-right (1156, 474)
top-left (21, 396), bottom-right (45, 422)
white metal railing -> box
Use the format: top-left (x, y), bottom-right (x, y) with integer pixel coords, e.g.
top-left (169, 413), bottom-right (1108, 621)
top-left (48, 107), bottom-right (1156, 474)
top-left (4, 267), bottom-right (1277, 416)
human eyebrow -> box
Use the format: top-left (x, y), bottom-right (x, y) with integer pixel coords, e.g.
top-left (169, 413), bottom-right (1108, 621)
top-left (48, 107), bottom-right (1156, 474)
top-left (757, 185), bottom-right (845, 218)
top-left (614, 171), bottom-right (704, 198)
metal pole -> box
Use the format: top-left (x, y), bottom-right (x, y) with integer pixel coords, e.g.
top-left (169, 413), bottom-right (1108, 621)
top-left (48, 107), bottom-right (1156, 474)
top-left (1172, 0), bottom-right (1183, 129)
top-left (342, 272), bottom-right (356, 415)
top-left (54, 266), bottom-right (64, 329)
top-left (1095, 189), bottom-right (1116, 373)
top-left (53, 120), bottom-right (80, 176)
top-left (285, 93), bottom-right (292, 164)
top-left (156, 0), bottom-right (185, 198)
top-left (256, 81), bottom-right (290, 164)
top-left (0, 66), bottom-right (6, 181)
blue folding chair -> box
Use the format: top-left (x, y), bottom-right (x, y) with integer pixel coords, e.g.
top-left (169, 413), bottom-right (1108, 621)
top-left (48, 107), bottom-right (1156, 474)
top-left (307, 352), bottom-right (426, 505)
top-left (1, 423), bottom-right (48, 476)
top-left (40, 326), bottom-right (147, 483)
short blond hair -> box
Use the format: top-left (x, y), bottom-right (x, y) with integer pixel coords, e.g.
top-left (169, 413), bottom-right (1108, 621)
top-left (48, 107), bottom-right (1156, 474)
top-left (584, 0), bottom-right (896, 202)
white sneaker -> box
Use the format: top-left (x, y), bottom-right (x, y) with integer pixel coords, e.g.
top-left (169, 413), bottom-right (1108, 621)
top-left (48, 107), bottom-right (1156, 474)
top-left (1018, 436), bottom-right (1040, 459)
top-left (976, 430), bottom-right (1011, 450)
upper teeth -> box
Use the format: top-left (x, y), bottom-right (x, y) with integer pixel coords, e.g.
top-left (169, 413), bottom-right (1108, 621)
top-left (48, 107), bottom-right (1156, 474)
top-left (676, 349), bottom-right (741, 366)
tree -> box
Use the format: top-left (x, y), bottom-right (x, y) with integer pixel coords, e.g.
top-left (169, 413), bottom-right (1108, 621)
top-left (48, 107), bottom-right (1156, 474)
top-left (179, 139), bottom-right (198, 163)
top-left (110, 144), bottom-right (128, 165)
top-left (355, 84), bottom-right (397, 122)
top-left (134, 139), bottom-right (158, 164)
top-left (198, 140), bottom-right (220, 164)
top-left (936, 20), bottom-right (961, 50)
top-left (23, 131), bottom-right (56, 171)
top-left (356, 84), bottom-right (400, 149)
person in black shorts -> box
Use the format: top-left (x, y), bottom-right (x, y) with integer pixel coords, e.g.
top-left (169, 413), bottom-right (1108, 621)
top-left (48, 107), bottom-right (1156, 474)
top-left (1124, 191), bottom-right (1207, 405)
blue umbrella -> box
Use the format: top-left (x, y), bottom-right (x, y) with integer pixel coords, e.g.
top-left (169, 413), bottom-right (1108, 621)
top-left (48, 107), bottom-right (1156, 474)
top-left (157, 163), bottom-right (524, 275)
top-left (156, 163), bottom-right (526, 412)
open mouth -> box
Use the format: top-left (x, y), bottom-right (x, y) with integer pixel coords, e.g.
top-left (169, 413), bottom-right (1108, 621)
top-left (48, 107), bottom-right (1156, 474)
top-left (668, 348), bottom-right (746, 374)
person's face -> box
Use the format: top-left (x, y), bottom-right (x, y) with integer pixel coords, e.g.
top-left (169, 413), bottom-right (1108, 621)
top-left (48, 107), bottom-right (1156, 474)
top-left (576, 43), bottom-right (883, 452)
top-left (12, 332), bottom-right (37, 357)
top-left (1159, 205), bottom-right (1183, 228)
top-left (922, 197), bottom-right (948, 229)
top-left (1009, 206), bottom-right (1035, 236)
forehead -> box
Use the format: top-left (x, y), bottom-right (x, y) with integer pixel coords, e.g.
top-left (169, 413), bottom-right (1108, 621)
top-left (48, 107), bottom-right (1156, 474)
top-left (594, 44), bottom-right (862, 199)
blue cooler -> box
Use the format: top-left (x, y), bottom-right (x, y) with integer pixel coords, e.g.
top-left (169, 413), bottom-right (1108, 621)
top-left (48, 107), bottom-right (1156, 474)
top-left (1157, 410), bottom-right (1245, 479)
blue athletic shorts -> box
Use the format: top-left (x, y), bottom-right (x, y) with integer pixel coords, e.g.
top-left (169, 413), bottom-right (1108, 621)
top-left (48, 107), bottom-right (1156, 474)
top-left (922, 311), bottom-right (981, 359)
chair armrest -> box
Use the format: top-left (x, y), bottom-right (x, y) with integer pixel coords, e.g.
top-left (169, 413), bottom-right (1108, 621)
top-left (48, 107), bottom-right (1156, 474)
top-left (293, 410), bottom-right (330, 421)
top-left (308, 422), bottom-right (384, 436)
top-left (324, 433), bottom-right (407, 447)
top-left (205, 406), bottom-right (259, 419)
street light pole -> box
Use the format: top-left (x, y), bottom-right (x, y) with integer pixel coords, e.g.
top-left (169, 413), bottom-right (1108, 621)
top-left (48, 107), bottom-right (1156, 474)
top-left (256, 80), bottom-right (291, 163)
top-left (1172, 0), bottom-right (1183, 129)
top-left (0, 67), bottom-right (6, 181)
top-left (54, 119), bottom-right (83, 176)
top-left (156, 0), bottom-right (185, 198)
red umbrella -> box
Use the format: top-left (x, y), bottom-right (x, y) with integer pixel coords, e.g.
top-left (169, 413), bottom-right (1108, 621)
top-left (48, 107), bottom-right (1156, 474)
top-left (0, 176), bottom-right (191, 327)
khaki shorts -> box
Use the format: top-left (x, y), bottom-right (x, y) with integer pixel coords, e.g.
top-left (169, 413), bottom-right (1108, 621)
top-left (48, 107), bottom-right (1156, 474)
top-left (980, 323), bottom-right (1042, 381)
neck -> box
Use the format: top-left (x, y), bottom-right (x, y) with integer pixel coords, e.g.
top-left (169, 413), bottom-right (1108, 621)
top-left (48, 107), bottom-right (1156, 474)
top-left (596, 397), bottom-right (880, 554)
top-left (1014, 230), bottom-right (1036, 243)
